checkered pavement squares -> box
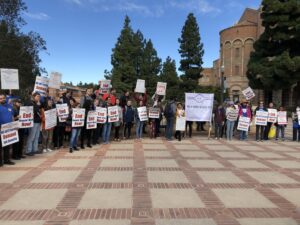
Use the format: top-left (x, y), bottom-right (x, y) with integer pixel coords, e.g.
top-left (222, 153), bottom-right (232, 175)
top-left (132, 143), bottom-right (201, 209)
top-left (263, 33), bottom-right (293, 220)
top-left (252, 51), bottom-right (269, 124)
top-left (0, 137), bottom-right (299, 225)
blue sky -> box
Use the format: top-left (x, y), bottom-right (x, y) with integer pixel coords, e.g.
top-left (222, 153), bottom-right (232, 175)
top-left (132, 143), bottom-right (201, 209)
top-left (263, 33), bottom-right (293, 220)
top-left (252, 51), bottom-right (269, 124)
top-left (23, 0), bottom-right (261, 84)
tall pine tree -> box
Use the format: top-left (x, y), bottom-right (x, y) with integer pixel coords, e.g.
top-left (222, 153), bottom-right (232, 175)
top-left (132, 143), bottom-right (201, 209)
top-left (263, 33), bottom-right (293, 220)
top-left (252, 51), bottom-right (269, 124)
top-left (178, 13), bottom-right (204, 92)
top-left (247, 0), bottom-right (300, 90)
top-left (111, 16), bottom-right (136, 92)
top-left (160, 56), bottom-right (180, 100)
top-left (140, 39), bottom-right (161, 94)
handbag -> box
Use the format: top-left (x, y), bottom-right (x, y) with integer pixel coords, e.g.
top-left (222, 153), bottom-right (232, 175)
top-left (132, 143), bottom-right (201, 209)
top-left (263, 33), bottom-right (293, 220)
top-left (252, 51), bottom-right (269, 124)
top-left (268, 125), bottom-right (276, 139)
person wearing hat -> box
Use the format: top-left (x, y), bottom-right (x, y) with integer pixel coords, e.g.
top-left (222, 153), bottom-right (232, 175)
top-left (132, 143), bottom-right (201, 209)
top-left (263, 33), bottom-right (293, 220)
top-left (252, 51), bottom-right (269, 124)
top-left (238, 99), bottom-right (252, 141)
top-left (25, 92), bottom-right (42, 156)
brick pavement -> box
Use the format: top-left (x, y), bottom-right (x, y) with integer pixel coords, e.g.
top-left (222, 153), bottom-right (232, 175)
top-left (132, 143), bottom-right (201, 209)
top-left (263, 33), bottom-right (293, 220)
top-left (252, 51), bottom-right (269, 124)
top-left (0, 137), bottom-right (299, 225)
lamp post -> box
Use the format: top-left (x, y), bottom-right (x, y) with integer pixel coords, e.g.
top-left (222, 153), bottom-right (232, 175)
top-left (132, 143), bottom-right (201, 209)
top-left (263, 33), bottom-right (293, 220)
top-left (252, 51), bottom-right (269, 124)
top-left (220, 64), bottom-right (225, 104)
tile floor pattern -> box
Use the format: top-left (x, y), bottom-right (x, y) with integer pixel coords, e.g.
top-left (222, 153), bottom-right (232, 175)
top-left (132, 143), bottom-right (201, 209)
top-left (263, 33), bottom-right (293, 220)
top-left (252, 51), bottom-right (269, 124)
top-left (0, 138), bottom-right (300, 225)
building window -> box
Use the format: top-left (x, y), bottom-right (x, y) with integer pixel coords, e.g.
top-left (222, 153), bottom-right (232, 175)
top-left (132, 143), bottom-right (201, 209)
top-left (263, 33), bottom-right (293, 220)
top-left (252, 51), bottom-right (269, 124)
top-left (235, 65), bottom-right (240, 76)
top-left (235, 48), bottom-right (240, 58)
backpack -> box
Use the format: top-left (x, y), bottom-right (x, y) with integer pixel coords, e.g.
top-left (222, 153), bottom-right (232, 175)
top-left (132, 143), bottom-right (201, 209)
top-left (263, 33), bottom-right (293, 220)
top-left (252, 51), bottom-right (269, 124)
top-left (164, 103), bottom-right (174, 118)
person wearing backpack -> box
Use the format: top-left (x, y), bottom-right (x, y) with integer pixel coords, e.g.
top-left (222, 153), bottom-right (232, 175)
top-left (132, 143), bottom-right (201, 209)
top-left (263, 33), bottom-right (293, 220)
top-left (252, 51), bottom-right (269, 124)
top-left (164, 98), bottom-right (176, 141)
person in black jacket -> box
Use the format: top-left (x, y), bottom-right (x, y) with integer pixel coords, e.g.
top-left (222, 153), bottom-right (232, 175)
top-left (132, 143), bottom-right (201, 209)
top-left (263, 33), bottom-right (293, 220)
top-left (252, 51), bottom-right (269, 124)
top-left (255, 101), bottom-right (267, 142)
top-left (80, 89), bottom-right (94, 148)
top-left (25, 92), bottom-right (42, 156)
top-left (123, 100), bottom-right (135, 139)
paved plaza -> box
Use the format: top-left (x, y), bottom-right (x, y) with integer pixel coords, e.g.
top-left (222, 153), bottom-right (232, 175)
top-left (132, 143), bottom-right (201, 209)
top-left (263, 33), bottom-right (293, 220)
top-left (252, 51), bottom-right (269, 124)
top-left (0, 137), bottom-right (300, 225)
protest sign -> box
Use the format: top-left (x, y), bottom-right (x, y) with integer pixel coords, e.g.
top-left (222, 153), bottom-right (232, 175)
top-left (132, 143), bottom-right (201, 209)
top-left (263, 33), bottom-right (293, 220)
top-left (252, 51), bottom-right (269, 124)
top-left (242, 87), bottom-right (255, 100)
top-left (33, 76), bottom-right (49, 97)
top-left (267, 109), bottom-right (278, 123)
top-left (156, 82), bottom-right (167, 96)
top-left (99, 80), bottom-right (111, 94)
top-left (148, 107), bottom-right (160, 119)
top-left (176, 117), bottom-right (186, 131)
top-left (137, 106), bottom-right (148, 121)
top-left (277, 111), bottom-right (288, 125)
top-left (237, 117), bottom-right (251, 131)
top-left (255, 111), bottom-right (268, 126)
top-left (0, 68), bottom-right (19, 90)
top-left (56, 104), bottom-right (69, 122)
top-left (1, 121), bottom-right (19, 147)
top-left (86, 111), bottom-right (97, 129)
top-left (108, 106), bottom-right (119, 123)
top-left (226, 108), bottom-right (239, 121)
top-left (72, 108), bottom-right (85, 127)
top-left (135, 79), bottom-right (145, 93)
top-left (96, 107), bottom-right (107, 124)
top-left (45, 108), bottom-right (57, 130)
top-left (185, 93), bottom-right (214, 122)
top-left (49, 72), bottom-right (62, 89)
top-left (19, 106), bottom-right (33, 128)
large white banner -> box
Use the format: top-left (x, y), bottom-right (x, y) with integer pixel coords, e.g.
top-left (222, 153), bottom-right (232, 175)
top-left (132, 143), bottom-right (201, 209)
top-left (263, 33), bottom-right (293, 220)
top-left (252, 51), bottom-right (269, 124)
top-left (49, 72), bottom-right (62, 89)
top-left (86, 111), bottom-right (97, 129)
top-left (1, 121), bottom-right (19, 147)
top-left (255, 111), bottom-right (268, 126)
top-left (0, 68), bottom-right (19, 90)
top-left (185, 93), bottom-right (214, 122)
top-left (137, 106), bottom-right (148, 121)
top-left (33, 76), bottom-right (49, 97)
top-left (56, 104), bottom-right (69, 122)
top-left (96, 107), bottom-right (107, 124)
top-left (108, 106), bottom-right (119, 123)
top-left (45, 108), bottom-right (57, 130)
top-left (72, 108), bottom-right (85, 127)
top-left (19, 106), bottom-right (34, 128)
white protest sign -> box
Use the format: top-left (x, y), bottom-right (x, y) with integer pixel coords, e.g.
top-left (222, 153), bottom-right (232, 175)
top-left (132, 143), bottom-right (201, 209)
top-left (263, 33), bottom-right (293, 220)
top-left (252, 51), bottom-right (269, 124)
top-left (137, 106), bottom-right (148, 121)
top-left (135, 79), bottom-right (145, 93)
top-left (149, 108), bottom-right (160, 119)
top-left (86, 111), bottom-right (97, 129)
top-left (72, 108), bottom-right (85, 127)
top-left (45, 108), bottom-right (57, 130)
top-left (33, 76), bottom-right (49, 97)
top-left (56, 104), bottom-right (69, 122)
top-left (49, 72), bottom-right (62, 89)
top-left (185, 93), bottom-right (214, 122)
top-left (99, 80), bottom-right (111, 94)
top-left (226, 108), bottom-right (239, 121)
top-left (255, 111), bottom-right (268, 126)
top-left (108, 106), bottom-right (119, 123)
top-left (96, 107), bottom-right (107, 124)
top-left (237, 117), bottom-right (251, 131)
top-left (1, 121), bottom-right (19, 147)
top-left (267, 109), bottom-right (278, 123)
top-left (19, 106), bottom-right (33, 128)
top-left (176, 116), bottom-right (186, 131)
top-left (242, 87), bottom-right (255, 100)
top-left (0, 68), bottom-right (19, 90)
top-left (156, 82), bottom-right (167, 96)
top-left (277, 111), bottom-right (287, 125)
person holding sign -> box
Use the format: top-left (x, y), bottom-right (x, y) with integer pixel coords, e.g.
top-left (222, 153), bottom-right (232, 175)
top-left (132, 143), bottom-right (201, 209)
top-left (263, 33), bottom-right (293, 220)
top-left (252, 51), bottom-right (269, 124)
top-left (0, 93), bottom-right (15, 165)
top-left (102, 97), bottom-right (114, 144)
top-left (275, 106), bottom-right (288, 141)
top-left (113, 98), bottom-right (123, 141)
top-left (123, 100), bottom-right (135, 139)
top-left (225, 102), bottom-right (238, 141)
top-left (254, 101), bottom-right (268, 142)
top-left (41, 99), bottom-right (55, 153)
top-left (264, 102), bottom-right (275, 140)
top-left (292, 106), bottom-right (300, 142)
top-left (69, 101), bottom-right (83, 152)
top-left (135, 101), bottom-right (147, 140)
top-left (238, 100), bottom-right (252, 141)
top-left (175, 103), bottom-right (185, 141)
top-left (25, 92), bottom-right (42, 156)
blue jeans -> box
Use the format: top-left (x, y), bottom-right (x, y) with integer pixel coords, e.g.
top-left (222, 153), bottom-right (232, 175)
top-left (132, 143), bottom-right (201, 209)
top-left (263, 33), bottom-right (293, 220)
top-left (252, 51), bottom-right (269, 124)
top-left (226, 120), bottom-right (235, 140)
top-left (102, 122), bottom-right (112, 143)
top-left (70, 128), bottom-right (80, 148)
top-left (276, 125), bottom-right (285, 140)
top-left (136, 120), bottom-right (144, 139)
top-left (26, 123), bottom-right (41, 154)
top-left (166, 117), bottom-right (174, 140)
top-left (239, 131), bottom-right (248, 140)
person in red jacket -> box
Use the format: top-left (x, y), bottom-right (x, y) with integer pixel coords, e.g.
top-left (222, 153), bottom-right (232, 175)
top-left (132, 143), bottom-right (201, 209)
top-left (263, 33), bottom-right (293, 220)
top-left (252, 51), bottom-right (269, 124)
top-left (102, 88), bottom-right (116, 105)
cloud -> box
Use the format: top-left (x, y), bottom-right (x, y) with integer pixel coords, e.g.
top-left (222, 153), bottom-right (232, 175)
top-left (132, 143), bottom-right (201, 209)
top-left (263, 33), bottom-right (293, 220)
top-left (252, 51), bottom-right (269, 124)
top-left (65, 0), bottom-right (83, 5)
top-left (24, 12), bottom-right (50, 20)
top-left (169, 0), bottom-right (221, 15)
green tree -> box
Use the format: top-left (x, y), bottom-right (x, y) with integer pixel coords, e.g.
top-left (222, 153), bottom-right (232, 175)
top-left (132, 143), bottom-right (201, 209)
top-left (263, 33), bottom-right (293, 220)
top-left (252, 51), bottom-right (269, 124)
top-left (178, 13), bottom-right (204, 92)
top-left (247, 0), bottom-right (300, 90)
top-left (140, 39), bottom-right (161, 94)
top-left (0, 0), bottom-right (27, 30)
top-left (160, 56), bottom-right (180, 100)
top-left (111, 16), bottom-right (136, 92)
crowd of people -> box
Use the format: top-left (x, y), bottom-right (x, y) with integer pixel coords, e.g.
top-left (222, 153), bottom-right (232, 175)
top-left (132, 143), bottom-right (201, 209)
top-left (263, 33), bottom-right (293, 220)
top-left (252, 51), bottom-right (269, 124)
top-left (0, 87), bottom-right (299, 167)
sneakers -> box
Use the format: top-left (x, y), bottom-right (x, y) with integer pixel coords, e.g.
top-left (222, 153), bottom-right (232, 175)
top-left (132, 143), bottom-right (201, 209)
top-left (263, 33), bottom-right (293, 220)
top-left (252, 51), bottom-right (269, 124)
top-left (43, 149), bottom-right (48, 153)
top-left (47, 148), bottom-right (53, 152)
